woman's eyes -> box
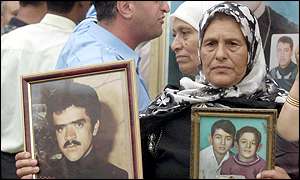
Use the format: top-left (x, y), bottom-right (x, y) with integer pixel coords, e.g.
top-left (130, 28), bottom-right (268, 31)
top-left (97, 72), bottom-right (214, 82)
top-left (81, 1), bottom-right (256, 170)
top-left (204, 41), bottom-right (217, 48)
top-left (228, 41), bottom-right (240, 47)
top-left (202, 41), bottom-right (240, 50)
top-left (206, 41), bottom-right (216, 46)
top-left (172, 29), bottom-right (191, 38)
top-left (181, 30), bottom-right (190, 35)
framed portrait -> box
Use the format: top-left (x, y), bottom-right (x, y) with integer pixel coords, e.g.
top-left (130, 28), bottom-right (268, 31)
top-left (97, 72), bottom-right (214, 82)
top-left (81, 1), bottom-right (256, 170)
top-left (190, 106), bottom-right (277, 179)
top-left (269, 33), bottom-right (299, 91)
top-left (21, 60), bottom-right (143, 179)
top-left (269, 33), bottom-right (299, 70)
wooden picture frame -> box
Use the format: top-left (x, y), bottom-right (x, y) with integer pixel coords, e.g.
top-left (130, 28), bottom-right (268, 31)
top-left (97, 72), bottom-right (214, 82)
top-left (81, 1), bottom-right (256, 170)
top-left (190, 106), bottom-right (277, 179)
top-left (21, 60), bottom-right (143, 179)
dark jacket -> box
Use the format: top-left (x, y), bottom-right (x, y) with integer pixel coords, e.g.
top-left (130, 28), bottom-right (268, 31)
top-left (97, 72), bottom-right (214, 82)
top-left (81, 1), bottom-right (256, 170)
top-left (38, 148), bottom-right (128, 179)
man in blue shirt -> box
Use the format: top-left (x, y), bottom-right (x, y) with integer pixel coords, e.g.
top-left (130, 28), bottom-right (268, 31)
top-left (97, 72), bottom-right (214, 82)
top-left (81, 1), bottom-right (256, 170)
top-left (14, 3), bottom-right (170, 178)
top-left (56, 1), bottom-right (170, 112)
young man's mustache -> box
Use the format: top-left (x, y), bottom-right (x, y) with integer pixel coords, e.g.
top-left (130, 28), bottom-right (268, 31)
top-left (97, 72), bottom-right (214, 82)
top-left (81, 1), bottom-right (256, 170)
top-left (63, 140), bottom-right (81, 148)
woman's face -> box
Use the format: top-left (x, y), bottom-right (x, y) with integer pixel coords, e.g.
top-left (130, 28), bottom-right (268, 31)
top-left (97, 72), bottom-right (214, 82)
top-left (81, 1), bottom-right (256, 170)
top-left (171, 17), bottom-right (200, 76)
top-left (200, 16), bottom-right (248, 88)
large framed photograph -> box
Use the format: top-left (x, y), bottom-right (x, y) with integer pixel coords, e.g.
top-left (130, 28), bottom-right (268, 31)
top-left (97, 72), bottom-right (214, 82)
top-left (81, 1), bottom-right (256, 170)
top-left (190, 106), bottom-right (277, 179)
top-left (21, 60), bottom-right (143, 179)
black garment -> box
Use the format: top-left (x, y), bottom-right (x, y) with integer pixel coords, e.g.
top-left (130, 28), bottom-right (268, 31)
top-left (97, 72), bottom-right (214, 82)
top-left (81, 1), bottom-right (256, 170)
top-left (269, 61), bottom-right (298, 91)
top-left (1, 17), bottom-right (28, 35)
top-left (38, 149), bottom-right (128, 179)
top-left (1, 152), bottom-right (18, 179)
top-left (275, 134), bottom-right (299, 179)
top-left (258, 6), bottom-right (299, 71)
top-left (140, 91), bottom-right (283, 179)
top-left (141, 103), bottom-right (192, 179)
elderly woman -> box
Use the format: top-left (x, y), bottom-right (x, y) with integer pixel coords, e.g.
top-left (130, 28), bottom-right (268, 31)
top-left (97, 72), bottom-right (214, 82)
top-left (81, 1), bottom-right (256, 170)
top-left (15, 2), bottom-right (298, 179)
top-left (141, 2), bottom-right (298, 179)
top-left (170, 1), bottom-right (222, 77)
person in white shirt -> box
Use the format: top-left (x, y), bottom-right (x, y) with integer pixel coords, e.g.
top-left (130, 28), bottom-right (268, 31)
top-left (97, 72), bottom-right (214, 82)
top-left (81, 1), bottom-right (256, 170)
top-left (1, 1), bottom-right (91, 178)
top-left (199, 119), bottom-right (236, 179)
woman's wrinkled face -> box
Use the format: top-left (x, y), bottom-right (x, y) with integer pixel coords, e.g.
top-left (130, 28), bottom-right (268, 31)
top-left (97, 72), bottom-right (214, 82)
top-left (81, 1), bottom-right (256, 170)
top-left (200, 15), bottom-right (248, 88)
top-left (171, 17), bottom-right (200, 76)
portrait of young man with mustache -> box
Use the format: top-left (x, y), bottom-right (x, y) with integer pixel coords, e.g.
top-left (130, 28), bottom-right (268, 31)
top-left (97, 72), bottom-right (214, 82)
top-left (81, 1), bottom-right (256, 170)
top-left (40, 81), bottom-right (128, 179)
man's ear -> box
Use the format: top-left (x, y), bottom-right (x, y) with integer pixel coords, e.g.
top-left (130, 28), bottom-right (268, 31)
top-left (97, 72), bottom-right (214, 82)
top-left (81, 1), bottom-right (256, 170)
top-left (208, 135), bottom-right (212, 145)
top-left (92, 120), bottom-right (100, 136)
top-left (116, 1), bottom-right (134, 19)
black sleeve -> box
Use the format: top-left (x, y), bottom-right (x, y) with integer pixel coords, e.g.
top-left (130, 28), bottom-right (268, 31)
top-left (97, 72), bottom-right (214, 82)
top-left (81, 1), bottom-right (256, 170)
top-left (275, 133), bottom-right (299, 179)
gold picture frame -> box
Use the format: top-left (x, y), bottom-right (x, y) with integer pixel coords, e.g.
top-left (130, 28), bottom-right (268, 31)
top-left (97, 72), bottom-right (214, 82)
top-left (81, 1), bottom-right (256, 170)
top-left (190, 106), bottom-right (277, 179)
top-left (21, 60), bottom-right (143, 179)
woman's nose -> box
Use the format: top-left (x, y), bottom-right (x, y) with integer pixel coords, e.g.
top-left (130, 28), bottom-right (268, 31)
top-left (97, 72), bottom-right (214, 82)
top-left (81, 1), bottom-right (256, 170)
top-left (171, 36), bottom-right (183, 52)
top-left (215, 44), bottom-right (227, 61)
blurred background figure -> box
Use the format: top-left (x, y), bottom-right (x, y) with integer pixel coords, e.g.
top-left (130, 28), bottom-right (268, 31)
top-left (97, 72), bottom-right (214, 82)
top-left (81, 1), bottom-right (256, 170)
top-left (135, 41), bottom-right (152, 90)
top-left (1, 2), bottom-right (4, 30)
top-left (231, 1), bottom-right (299, 71)
top-left (1, 1), bottom-right (47, 35)
top-left (1, 1), bottom-right (19, 33)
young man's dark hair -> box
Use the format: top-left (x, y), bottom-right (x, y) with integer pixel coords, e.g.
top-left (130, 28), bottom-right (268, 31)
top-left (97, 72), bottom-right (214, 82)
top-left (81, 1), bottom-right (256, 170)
top-left (211, 119), bottom-right (236, 142)
top-left (46, 1), bottom-right (77, 14)
top-left (19, 1), bottom-right (45, 7)
top-left (93, 1), bottom-right (117, 21)
top-left (236, 126), bottom-right (261, 148)
top-left (278, 35), bottom-right (294, 50)
top-left (45, 81), bottom-right (101, 127)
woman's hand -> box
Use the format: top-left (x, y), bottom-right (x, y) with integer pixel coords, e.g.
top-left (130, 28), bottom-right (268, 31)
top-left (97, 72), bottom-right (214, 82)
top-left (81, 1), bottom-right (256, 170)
top-left (256, 166), bottom-right (291, 179)
top-left (15, 151), bottom-right (39, 179)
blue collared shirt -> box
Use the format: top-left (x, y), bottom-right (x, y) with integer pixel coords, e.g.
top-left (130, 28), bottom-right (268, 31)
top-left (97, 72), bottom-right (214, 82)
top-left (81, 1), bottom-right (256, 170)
top-left (56, 19), bottom-right (150, 112)
top-left (86, 5), bottom-right (97, 19)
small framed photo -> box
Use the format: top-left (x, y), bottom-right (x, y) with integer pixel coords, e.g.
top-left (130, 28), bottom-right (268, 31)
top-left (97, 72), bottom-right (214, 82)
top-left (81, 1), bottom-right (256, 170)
top-left (268, 33), bottom-right (299, 91)
top-left (190, 106), bottom-right (277, 179)
top-left (269, 33), bottom-right (299, 71)
top-left (21, 60), bottom-right (143, 179)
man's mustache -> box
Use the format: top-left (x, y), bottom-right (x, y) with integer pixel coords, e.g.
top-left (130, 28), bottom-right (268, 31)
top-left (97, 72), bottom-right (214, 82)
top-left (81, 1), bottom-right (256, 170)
top-left (63, 140), bottom-right (81, 149)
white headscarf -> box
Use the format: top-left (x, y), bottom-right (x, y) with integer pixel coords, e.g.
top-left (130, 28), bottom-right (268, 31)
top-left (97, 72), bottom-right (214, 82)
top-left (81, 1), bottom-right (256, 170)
top-left (176, 2), bottom-right (267, 102)
top-left (170, 1), bottom-right (223, 31)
